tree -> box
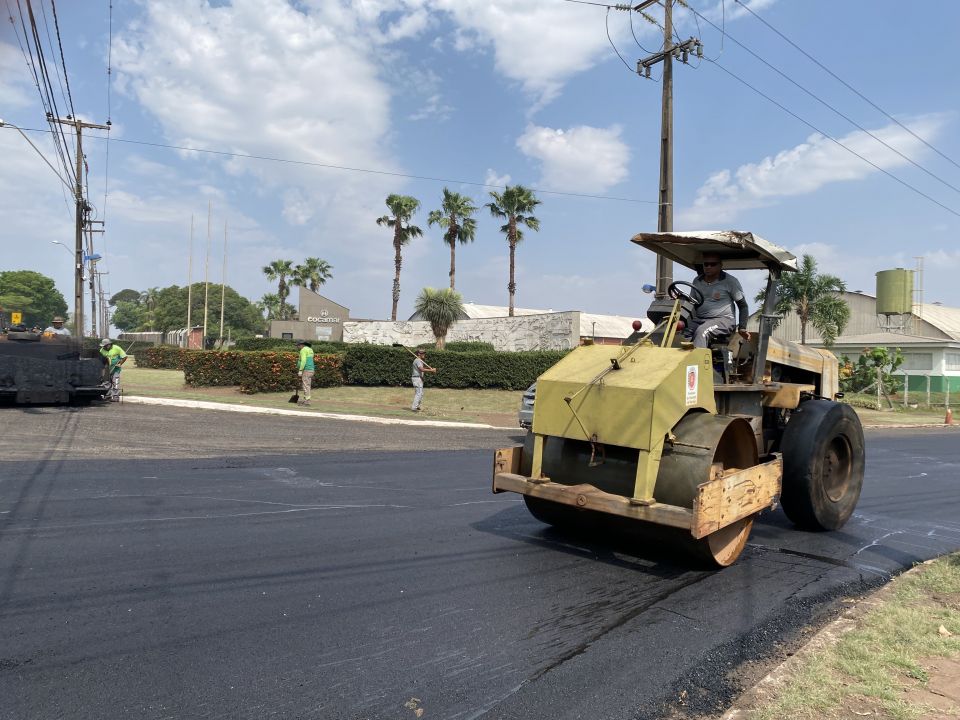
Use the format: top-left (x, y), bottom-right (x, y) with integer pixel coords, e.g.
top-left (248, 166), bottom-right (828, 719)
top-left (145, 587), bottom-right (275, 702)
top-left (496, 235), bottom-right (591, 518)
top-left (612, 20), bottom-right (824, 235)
top-left (427, 188), bottom-right (478, 290)
top-left (108, 288), bottom-right (140, 306)
top-left (292, 257), bottom-right (334, 293)
top-left (414, 287), bottom-right (465, 349)
top-left (0, 270), bottom-right (68, 327)
top-left (111, 301), bottom-right (147, 332)
top-left (486, 185), bottom-right (541, 316)
top-left (262, 260), bottom-right (295, 319)
top-left (107, 284), bottom-right (264, 335)
top-left (258, 293), bottom-right (282, 321)
top-left (376, 194), bottom-right (423, 321)
top-left (760, 254), bottom-right (850, 346)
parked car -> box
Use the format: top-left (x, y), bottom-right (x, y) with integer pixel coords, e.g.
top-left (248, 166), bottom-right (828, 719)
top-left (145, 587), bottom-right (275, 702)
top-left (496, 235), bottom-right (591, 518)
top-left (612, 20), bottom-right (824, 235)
top-left (518, 382), bottom-right (536, 429)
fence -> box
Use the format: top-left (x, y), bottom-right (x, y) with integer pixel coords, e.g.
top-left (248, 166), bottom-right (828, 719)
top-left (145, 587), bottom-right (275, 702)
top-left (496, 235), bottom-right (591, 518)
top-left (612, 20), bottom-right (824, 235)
top-left (118, 329), bottom-right (187, 347)
top-left (844, 370), bottom-right (955, 410)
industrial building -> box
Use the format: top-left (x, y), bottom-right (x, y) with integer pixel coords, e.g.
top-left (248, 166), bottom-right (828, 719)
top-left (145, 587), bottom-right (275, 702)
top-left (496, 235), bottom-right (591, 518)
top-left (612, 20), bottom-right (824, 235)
top-left (749, 269), bottom-right (960, 393)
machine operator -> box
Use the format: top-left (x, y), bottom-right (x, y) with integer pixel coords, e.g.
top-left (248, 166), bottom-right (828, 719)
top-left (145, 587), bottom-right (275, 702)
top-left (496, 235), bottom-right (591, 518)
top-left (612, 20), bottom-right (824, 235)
top-left (687, 252), bottom-right (752, 348)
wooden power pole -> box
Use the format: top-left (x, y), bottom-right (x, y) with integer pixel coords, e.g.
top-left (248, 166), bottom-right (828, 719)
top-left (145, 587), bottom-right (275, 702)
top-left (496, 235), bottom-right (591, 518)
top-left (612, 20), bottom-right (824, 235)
top-left (55, 117), bottom-right (109, 335)
top-left (634, 1), bottom-right (702, 298)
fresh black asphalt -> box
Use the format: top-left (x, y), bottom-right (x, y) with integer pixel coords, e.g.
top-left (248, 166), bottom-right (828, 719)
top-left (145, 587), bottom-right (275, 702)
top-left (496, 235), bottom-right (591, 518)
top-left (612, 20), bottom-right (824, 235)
top-left (1, 404), bottom-right (958, 719)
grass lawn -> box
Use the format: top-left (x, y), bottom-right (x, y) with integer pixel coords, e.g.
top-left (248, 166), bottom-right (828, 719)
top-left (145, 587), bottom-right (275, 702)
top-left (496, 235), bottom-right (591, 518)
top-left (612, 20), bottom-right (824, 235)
top-left (745, 553), bottom-right (960, 720)
top-left (122, 363), bottom-right (956, 429)
top-left (122, 365), bottom-right (523, 426)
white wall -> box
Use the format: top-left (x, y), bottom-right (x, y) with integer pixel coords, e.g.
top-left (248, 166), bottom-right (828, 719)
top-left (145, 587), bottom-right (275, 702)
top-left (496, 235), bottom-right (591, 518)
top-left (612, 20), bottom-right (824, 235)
top-left (343, 312), bottom-right (581, 351)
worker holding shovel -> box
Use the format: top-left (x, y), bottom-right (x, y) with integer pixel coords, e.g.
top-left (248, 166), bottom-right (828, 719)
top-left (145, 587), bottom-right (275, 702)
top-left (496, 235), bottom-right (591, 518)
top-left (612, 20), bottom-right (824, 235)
top-left (410, 348), bottom-right (436, 412)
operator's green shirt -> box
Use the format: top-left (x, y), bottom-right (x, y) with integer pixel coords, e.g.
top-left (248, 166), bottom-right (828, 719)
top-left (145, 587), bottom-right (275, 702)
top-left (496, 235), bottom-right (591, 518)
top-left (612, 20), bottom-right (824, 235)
top-left (100, 344), bottom-right (127, 372)
top-left (298, 346), bottom-right (315, 372)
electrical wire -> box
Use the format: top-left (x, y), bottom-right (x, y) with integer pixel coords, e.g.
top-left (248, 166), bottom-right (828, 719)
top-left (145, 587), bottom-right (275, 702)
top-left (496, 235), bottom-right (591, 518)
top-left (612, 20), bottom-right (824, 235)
top-left (38, 0), bottom-right (72, 121)
top-left (733, 0), bottom-right (960, 174)
top-left (705, 58), bottom-right (960, 220)
top-left (1, 125), bottom-right (663, 205)
top-left (686, 3), bottom-right (960, 199)
top-left (605, 7), bottom-right (636, 73)
top-left (49, 0), bottom-right (75, 118)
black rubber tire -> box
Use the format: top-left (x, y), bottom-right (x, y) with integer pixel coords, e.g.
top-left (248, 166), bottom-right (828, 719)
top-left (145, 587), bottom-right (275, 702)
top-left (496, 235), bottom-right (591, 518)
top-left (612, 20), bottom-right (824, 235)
top-left (780, 399), bottom-right (865, 530)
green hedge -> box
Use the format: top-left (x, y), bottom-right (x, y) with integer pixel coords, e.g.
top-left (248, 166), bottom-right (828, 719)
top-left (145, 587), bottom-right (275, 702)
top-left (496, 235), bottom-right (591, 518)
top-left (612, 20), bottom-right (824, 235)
top-left (342, 345), bottom-right (567, 390)
top-left (233, 337), bottom-right (348, 354)
top-left (182, 350), bottom-right (344, 393)
top-left (136, 346), bottom-right (197, 369)
top-left (442, 341), bottom-right (496, 352)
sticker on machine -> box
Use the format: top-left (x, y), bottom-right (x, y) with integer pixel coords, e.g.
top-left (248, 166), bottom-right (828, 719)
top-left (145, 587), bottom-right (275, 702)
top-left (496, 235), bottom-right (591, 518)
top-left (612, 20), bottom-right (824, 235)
top-left (685, 364), bottom-right (698, 406)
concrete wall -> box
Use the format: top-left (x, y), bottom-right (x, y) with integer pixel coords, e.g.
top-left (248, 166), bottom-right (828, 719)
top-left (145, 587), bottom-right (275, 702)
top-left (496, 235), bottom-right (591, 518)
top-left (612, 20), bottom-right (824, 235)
top-left (343, 312), bottom-right (581, 351)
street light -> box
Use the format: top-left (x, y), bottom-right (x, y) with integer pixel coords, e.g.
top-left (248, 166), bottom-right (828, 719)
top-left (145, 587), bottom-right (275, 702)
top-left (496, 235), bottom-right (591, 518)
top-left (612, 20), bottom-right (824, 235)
top-left (51, 240), bottom-right (74, 256)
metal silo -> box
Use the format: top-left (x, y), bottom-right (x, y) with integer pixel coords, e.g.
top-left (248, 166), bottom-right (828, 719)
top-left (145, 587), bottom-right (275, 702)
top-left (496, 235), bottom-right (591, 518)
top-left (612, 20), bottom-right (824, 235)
top-left (875, 269), bottom-right (913, 316)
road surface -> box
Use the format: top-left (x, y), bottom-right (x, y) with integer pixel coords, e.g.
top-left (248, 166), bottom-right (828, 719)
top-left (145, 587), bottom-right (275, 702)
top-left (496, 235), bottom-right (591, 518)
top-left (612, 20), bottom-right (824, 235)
top-left (1, 404), bottom-right (957, 719)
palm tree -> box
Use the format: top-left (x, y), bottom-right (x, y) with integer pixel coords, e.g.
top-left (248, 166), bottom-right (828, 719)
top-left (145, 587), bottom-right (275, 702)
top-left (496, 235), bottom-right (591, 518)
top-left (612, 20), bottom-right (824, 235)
top-left (764, 254), bottom-right (850, 345)
top-left (376, 194), bottom-right (423, 320)
top-left (486, 185), bottom-right (541, 316)
top-left (414, 287), bottom-right (465, 349)
top-left (427, 188), bottom-right (478, 290)
top-left (258, 293), bottom-right (282, 321)
top-left (262, 260), bottom-right (295, 319)
top-left (292, 257), bottom-right (334, 293)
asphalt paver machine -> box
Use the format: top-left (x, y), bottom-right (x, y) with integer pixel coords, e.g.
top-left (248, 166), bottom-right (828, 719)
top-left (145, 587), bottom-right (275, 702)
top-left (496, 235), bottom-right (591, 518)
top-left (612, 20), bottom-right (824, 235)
top-left (492, 231), bottom-right (865, 566)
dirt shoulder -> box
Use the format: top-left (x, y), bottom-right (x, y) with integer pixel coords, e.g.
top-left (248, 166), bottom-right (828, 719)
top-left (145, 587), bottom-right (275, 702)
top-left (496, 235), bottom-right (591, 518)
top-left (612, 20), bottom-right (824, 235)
top-left (718, 553), bottom-right (960, 720)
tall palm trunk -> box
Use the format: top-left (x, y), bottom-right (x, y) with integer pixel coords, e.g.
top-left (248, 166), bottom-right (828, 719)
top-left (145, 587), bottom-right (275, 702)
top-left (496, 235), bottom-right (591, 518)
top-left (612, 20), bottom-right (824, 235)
top-left (392, 226), bottom-right (402, 321)
top-left (507, 217), bottom-right (517, 316)
top-left (447, 219), bottom-right (459, 290)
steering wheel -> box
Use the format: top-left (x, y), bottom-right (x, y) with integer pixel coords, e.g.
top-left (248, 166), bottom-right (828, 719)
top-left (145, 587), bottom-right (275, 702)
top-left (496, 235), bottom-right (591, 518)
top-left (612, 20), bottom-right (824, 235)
top-left (667, 281), bottom-right (704, 306)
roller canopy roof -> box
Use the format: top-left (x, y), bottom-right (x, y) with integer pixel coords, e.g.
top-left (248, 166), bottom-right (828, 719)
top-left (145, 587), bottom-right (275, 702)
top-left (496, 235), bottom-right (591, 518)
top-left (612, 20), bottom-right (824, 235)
top-left (631, 230), bottom-right (798, 272)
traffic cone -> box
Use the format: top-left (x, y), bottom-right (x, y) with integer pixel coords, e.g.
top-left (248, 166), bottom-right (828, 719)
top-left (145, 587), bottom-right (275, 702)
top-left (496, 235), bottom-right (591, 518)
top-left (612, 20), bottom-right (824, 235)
top-left (946, 408), bottom-right (955, 426)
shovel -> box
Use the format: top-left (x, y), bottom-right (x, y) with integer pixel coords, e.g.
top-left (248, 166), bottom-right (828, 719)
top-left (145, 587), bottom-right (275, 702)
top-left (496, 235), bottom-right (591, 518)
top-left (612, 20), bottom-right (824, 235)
top-left (288, 388), bottom-right (300, 404)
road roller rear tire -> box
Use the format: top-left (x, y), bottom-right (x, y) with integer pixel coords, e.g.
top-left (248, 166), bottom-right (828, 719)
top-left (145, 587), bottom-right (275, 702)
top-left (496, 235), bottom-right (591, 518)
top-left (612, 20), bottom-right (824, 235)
top-left (780, 400), bottom-right (864, 531)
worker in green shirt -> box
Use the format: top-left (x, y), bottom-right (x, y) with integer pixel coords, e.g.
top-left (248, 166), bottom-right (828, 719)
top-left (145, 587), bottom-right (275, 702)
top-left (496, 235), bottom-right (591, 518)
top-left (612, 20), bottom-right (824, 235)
top-left (99, 338), bottom-right (127, 402)
top-left (296, 340), bottom-right (315, 406)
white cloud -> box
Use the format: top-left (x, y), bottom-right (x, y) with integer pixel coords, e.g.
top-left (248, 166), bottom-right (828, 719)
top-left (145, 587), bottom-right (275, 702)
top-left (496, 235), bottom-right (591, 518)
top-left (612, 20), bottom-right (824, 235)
top-left (677, 115), bottom-right (948, 228)
top-left (484, 168), bottom-right (511, 188)
top-left (0, 42), bottom-right (32, 109)
top-left (432, 0), bottom-right (634, 108)
top-left (517, 124), bottom-right (629, 193)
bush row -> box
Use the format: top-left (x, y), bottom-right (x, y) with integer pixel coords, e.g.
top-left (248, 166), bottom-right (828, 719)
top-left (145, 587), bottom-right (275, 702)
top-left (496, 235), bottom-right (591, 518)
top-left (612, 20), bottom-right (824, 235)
top-left (182, 350), bottom-right (344, 393)
top-left (142, 344), bottom-right (567, 392)
top-left (342, 345), bottom-right (566, 390)
top-left (232, 337), bottom-right (348, 353)
top-left (136, 346), bottom-right (197, 369)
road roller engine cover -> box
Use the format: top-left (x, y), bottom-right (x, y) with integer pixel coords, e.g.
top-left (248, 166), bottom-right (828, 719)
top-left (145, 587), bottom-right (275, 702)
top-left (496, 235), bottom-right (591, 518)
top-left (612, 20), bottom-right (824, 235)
top-left (491, 230), bottom-right (865, 567)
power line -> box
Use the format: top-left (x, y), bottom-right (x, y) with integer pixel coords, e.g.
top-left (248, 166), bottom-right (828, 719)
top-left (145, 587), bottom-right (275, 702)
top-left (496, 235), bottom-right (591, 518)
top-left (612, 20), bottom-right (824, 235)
top-left (49, 0), bottom-right (75, 117)
top-left (2, 126), bottom-right (662, 205)
top-left (733, 0), bottom-right (960, 173)
top-left (606, 7), bottom-right (636, 73)
top-left (685, 3), bottom-right (960, 199)
top-left (706, 58), bottom-right (960, 220)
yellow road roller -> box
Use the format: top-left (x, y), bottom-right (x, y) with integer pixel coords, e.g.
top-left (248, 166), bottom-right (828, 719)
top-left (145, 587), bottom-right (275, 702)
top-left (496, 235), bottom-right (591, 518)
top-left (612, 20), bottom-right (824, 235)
top-left (491, 231), bottom-right (865, 566)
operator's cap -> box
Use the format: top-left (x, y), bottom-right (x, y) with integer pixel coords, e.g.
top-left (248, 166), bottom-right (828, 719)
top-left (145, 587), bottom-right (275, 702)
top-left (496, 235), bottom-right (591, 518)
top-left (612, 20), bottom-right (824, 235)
top-left (52, 316), bottom-right (64, 323)
top-left (295, 339), bottom-right (305, 345)
top-left (100, 338), bottom-right (112, 347)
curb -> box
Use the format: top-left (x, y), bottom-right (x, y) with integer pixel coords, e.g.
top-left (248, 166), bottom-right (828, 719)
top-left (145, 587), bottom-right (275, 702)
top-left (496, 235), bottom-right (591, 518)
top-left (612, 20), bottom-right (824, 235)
top-left (123, 395), bottom-right (518, 431)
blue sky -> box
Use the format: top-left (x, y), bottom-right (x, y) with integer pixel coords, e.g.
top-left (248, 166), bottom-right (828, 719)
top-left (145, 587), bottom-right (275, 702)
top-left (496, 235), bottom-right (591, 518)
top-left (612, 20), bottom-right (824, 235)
top-left (2, 0), bottom-right (959, 328)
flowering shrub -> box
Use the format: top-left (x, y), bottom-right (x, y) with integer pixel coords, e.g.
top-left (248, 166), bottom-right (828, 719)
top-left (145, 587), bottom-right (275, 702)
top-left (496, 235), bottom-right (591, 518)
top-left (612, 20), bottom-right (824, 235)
top-left (181, 350), bottom-right (344, 393)
top-left (137, 346), bottom-right (196, 369)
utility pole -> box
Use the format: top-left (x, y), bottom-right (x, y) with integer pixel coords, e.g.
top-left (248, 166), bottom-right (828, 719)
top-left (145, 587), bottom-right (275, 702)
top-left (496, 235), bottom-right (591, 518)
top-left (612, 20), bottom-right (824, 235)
top-left (186, 215), bottom-right (194, 348)
top-left (203, 201), bottom-right (211, 345)
top-left (54, 116), bottom-right (109, 335)
top-left (634, 1), bottom-right (702, 298)
top-left (219, 219), bottom-right (227, 346)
